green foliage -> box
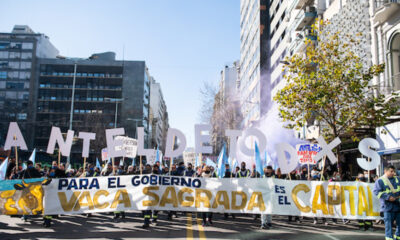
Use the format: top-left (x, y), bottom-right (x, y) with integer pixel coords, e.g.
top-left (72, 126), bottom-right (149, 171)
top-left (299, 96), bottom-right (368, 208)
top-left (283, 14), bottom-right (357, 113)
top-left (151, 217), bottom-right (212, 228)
top-left (273, 20), bottom-right (399, 142)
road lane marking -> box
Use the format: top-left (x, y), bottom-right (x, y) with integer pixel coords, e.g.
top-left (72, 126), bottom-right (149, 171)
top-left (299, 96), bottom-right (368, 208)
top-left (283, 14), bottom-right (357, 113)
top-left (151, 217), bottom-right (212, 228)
top-left (196, 216), bottom-right (206, 240)
top-left (187, 212), bottom-right (193, 240)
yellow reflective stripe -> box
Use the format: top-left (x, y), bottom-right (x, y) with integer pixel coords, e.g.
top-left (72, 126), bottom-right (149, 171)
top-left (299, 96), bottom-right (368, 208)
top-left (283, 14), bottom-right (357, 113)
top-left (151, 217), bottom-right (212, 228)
top-left (377, 189), bottom-right (392, 199)
top-left (144, 215), bottom-right (151, 218)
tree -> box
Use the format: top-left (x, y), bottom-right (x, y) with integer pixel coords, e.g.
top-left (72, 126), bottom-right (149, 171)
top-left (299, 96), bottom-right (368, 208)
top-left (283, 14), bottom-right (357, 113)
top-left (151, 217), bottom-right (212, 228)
top-left (198, 81), bottom-right (217, 124)
top-left (274, 20), bottom-right (399, 164)
top-left (211, 90), bottom-right (243, 154)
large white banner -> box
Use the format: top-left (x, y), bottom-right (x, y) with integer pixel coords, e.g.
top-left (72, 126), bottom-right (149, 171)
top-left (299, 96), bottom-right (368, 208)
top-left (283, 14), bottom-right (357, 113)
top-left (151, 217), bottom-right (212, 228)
top-left (43, 177), bottom-right (381, 219)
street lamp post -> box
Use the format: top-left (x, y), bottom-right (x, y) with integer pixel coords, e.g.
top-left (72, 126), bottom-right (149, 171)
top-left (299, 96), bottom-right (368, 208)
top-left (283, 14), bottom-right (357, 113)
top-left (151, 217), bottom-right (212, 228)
top-left (67, 60), bottom-right (78, 166)
top-left (104, 98), bottom-right (125, 128)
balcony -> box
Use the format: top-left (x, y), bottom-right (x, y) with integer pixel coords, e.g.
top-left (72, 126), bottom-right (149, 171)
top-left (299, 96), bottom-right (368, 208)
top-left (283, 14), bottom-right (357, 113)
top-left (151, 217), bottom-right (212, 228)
top-left (294, 0), bottom-right (314, 9)
top-left (374, 0), bottom-right (400, 23)
top-left (294, 7), bottom-right (317, 31)
top-left (289, 27), bottom-right (317, 54)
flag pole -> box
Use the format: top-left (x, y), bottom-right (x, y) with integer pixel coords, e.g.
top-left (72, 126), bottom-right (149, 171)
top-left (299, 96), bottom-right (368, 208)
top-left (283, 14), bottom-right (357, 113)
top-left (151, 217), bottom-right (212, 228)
top-left (14, 135), bottom-right (18, 171)
top-left (140, 155), bottom-right (143, 175)
top-left (320, 155), bottom-right (326, 181)
top-left (58, 149), bottom-right (61, 167)
top-left (112, 157), bottom-right (115, 175)
top-left (169, 136), bottom-right (176, 175)
top-left (368, 157), bottom-right (370, 183)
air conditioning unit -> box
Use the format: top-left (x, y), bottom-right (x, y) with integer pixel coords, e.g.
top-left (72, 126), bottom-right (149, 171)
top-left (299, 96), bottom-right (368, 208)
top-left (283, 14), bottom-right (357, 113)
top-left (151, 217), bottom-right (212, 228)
top-left (305, 6), bottom-right (316, 12)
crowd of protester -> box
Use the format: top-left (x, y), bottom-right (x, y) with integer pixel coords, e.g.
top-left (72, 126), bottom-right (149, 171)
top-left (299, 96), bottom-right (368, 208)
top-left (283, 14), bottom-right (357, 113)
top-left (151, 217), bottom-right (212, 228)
top-left (1, 157), bottom-right (383, 230)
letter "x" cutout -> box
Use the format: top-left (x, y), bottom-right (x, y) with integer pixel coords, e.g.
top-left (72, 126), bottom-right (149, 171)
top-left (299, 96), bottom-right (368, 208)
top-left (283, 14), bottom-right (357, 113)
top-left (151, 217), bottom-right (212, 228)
top-left (312, 136), bottom-right (341, 164)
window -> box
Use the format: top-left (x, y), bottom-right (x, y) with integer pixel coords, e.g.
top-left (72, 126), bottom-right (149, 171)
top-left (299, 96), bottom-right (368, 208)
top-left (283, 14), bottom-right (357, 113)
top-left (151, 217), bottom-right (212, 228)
top-left (21, 52), bottom-right (32, 59)
top-left (6, 82), bottom-right (24, 89)
top-left (391, 33), bottom-right (400, 91)
top-left (9, 61), bottom-right (20, 69)
top-left (20, 62), bottom-right (31, 69)
top-left (0, 71), bottom-right (6, 79)
top-left (9, 52), bottom-right (21, 59)
top-left (22, 42), bottom-right (33, 49)
top-left (19, 71), bottom-right (30, 79)
top-left (0, 51), bottom-right (8, 58)
top-left (0, 61), bottom-right (8, 68)
top-left (10, 42), bottom-right (22, 49)
top-left (5, 91), bottom-right (17, 99)
top-left (8, 71), bottom-right (18, 78)
top-left (0, 42), bottom-right (10, 49)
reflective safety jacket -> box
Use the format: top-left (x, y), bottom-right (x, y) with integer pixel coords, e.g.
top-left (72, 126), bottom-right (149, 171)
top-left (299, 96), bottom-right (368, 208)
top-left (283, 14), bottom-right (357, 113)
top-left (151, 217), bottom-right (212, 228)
top-left (236, 169), bottom-right (250, 178)
top-left (373, 176), bottom-right (400, 212)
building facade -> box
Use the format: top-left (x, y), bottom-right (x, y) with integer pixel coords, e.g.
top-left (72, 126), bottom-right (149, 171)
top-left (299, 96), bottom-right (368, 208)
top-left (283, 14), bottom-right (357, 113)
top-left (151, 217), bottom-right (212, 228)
top-left (372, 0), bottom-right (400, 168)
top-left (239, 0), bottom-right (270, 128)
top-left (34, 52), bottom-right (151, 163)
top-left (211, 63), bottom-right (242, 154)
top-left (0, 25), bottom-right (59, 147)
top-left (149, 77), bottom-right (169, 153)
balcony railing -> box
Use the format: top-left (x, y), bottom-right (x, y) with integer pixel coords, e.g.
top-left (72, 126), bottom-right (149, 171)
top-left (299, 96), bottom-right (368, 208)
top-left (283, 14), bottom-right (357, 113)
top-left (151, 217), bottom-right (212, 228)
top-left (375, 0), bottom-right (400, 9)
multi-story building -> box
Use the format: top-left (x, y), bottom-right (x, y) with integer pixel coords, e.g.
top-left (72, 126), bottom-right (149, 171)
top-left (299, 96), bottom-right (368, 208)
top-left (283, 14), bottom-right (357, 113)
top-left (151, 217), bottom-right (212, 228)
top-left (211, 63), bottom-right (242, 154)
top-left (239, 0), bottom-right (270, 128)
top-left (34, 52), bottom-right (151, 163)
top-left (267, 0), bottom-right (400, 173)
top-left (149, 77), bottom-right (169, 152)
top-left (372, 0), bottom-right (400, 168)
top-left (0, 25), bottom-right (59, 147)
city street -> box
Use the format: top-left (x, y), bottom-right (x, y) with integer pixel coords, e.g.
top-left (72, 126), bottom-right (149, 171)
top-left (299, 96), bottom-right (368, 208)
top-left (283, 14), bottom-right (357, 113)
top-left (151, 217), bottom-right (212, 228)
top-left (0, 212), bottom-right (385, 240)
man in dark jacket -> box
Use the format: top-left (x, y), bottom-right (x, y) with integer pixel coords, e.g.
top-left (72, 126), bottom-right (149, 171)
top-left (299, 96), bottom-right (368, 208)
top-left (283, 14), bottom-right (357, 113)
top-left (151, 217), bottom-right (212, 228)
top-left (6, 158), bottom-right (16, 179)
top-left (19, 160), bottom-right (42, 179)
top-left (185, 163), bottom-right (195, 177)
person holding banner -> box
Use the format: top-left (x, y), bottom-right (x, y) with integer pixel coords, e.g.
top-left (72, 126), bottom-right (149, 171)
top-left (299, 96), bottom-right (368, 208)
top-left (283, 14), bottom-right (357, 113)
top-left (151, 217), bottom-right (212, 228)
top-left (357, 174), bottom-right (373, 231)
top-left (223, 163), bottom-right (235, 220)
top-left (250, 164), bottom-right (261, 178)
top-left (101, 163), bottom-right (113, 176)
top-left (18, 160), bottom-right (41, 179)
top-left (5, 158), bottom-right (16, 179)
top-left (110, 166), bottom-right (126, 220)
top-left (373, 165), bottom-right (400, 240)
top-left (236, 162), bottom-right (250, 178)
top-left (260, 166), bottom-right (274, 229)
top-left (286, 170), bottom-right (301, 224)
top-left (185, 163), bottom-right (195, 177)
top-left (200, 165), bottom-right (214, 226)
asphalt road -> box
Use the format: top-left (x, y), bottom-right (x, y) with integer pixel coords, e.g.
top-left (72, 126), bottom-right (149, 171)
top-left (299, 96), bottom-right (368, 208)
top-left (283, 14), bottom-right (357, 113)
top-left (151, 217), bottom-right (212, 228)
top-left (0, 212), bottom-right (386, 240)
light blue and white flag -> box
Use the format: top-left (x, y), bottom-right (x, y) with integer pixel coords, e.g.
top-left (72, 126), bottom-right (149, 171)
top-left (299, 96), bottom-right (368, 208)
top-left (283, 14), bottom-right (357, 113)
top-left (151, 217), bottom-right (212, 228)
top-left (96, 158), bottom-right (102, 171)
top-left (206, 158), bottom-right (217, 169)
top-left (195, 155), bottom-right (200, 168)
top-left (217, 144), bottom-right (228, 178)
top-left (156, 146), bottom-right (160, 163)
top-left (29, 148), bottom-right (36, 165)
top-left (0, 158), bottom-right (8, 180)
top-left (255, 142), bottom-right (263, 175)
